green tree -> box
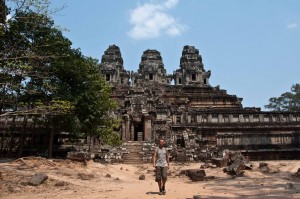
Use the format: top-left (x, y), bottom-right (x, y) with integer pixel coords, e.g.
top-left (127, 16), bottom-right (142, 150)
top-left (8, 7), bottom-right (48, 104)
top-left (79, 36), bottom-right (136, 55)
top-left (0, 5), bottom-right (121, 156)
top-left (265, 83), bottom-right (300, 112)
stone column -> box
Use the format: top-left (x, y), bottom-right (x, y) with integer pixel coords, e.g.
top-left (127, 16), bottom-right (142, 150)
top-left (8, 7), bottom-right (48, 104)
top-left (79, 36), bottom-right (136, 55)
top-left (121, 121), bottom-right (126, 140)
top-left (130, 124), bottom-right (134, 141)
top-left (249, 115), bottom-right (254, 122)
top-left (229, 114), bottom-right (233, 123)
top-left (218, 114), bottom-right (223, 123)
top-left (125, 117), bottom-right (130, 141)
top-left (208, 114), bottom-right (212, 122)
top-left (144, 115), bottom-right (152, 141)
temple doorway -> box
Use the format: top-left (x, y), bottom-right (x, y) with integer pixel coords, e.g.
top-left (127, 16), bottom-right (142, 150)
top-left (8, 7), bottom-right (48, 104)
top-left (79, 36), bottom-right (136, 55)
top-left (134, 122), bottom-right (144, 141)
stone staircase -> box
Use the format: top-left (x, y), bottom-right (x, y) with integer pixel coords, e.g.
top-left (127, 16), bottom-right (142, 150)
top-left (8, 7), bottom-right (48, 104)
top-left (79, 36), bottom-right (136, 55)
top-left (137, 132), bottom-right (143, 141)
top-left (123, 142), bottom-right (144, 164)
top-left (175, 147), bottom-right (186, 162)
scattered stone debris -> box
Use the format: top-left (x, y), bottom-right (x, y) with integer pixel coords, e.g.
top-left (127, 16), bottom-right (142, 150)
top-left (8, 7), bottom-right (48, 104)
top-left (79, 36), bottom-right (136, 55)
top-left (200, 162), bottom-right (216, 169)
top-left (28, 173), bottom-right (48, 186)
top-left (67, 152), bottom-right (91, 165)
top-left (120, 167), bottom-right (123, 170)
top-left (223, 152), bottom-right (252, 176)
top-left (55, 181), bottom-right (67, 186)
top-left (244, 162), bottom-right (253, 170)
top-left (139, 174), bottom-right (145, 180)
top-left (258, 162), bottom-right (270, 173)
top-left (78, 173), bottom-right (94, 180)
top-left (115, 177), bottom-right (120, 180)
top-left (181, 169), bottom-right (215, 182)
top-left (285, 182), bottom-right (294, 189)
top-left (223, 158), bottom-right (245, 176)
top-left (259, 162), bottom-right (268, 168)
top-left (292, 168), bottom-right (300, 178)
top-left (211, 157), bottom-right (228, 168)
top-left (14, 157), bottom-right (56, 168)
top-left (106, 174), bottom-right (112, 178)
top-left (186, 169), bottom-right (206, 181)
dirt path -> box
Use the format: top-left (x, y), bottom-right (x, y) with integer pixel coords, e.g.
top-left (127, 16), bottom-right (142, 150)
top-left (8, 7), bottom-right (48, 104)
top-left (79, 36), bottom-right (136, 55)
top-left (1, 159), bottom-right (300, 199)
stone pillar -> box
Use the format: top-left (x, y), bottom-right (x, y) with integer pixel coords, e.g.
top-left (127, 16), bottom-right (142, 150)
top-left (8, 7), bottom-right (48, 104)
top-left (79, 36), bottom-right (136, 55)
top-left (229, 114), bottom-right (233, 123)
top-left (239, 114), bottom-right (244, 123)
top-left (125, 117), bottom-right (130, 141)
top-left (130, 124), bottom-right (134, 141)
top-left (144, 115), bottom-right (152, 141)
top-left (121, 121), bottom-right (126, 141)
top-left (249, 115), bottom-right (254, 122)
top-left (218, 114), bottom-right (223, 123)
top-left (289, 114), bottom-right (294, 122)
top-left (259, 114), bottom-right (264, 122)
top-left (208, 114), bottom-right (212, 122)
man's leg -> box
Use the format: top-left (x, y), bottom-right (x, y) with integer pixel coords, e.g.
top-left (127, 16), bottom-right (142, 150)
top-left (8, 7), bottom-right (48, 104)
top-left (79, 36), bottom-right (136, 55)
top-left (161, 167), bottom-right (167, 194)
top-left (158, 180), bottom-right (162, 192)
top-left (156, 167), bottom-right (163, 194)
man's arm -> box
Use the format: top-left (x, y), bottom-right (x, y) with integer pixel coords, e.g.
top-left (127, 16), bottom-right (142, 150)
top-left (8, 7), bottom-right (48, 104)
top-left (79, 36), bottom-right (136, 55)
top-left (166, 150), bottom-right (170, 168)
top-left (153, 148), bottom-right (157, 167)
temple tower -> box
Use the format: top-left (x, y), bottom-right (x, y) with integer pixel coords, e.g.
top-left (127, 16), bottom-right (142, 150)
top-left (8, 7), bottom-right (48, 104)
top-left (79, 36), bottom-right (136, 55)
top-left (131, 49), bottom-right (169, 86)
top-left (174, 45), bottom-right (211, 86)
top-left (99, 44), bottom-right (130, 86)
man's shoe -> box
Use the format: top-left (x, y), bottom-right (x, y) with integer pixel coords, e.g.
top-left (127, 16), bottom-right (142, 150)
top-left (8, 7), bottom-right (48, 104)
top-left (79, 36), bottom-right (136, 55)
top-left (158, 188), bottom-right (163, 195)
top-left (162, 186), bottom-right (166, 195)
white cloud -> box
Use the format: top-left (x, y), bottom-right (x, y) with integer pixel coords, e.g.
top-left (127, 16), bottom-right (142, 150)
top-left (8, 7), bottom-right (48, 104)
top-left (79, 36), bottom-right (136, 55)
top-left (127, 0), bottom-right (186, 40)
top-left (6, 14), bottom-right (12, 22)
top-left (286, 22), bottom-right (298, 29)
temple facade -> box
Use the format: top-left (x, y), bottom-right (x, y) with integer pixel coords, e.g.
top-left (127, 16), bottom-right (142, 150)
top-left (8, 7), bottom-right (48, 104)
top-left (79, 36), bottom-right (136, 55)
top-left (100, 44), bottom-right (300, 160)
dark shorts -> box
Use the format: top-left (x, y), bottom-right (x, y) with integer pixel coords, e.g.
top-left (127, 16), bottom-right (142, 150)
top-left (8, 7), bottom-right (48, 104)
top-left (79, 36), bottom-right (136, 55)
top-left (155, 166), bottom-right (167, 182)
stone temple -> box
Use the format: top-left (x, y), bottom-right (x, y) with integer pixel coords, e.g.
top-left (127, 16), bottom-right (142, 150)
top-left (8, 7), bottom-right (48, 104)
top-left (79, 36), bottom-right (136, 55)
top-left (100, 44), bottom-right (300, 161)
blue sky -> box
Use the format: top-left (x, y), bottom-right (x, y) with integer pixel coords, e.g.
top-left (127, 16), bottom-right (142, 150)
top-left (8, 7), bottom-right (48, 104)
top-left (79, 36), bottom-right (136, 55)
top-left (50, 0), bottom-right (300, 110)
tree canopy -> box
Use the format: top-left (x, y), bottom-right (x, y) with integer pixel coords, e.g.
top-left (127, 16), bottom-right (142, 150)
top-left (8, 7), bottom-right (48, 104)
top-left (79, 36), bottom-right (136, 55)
top-left (265, 83), bottom-right (300, 112)
top-left (0, 0), bottom-right (120, 150)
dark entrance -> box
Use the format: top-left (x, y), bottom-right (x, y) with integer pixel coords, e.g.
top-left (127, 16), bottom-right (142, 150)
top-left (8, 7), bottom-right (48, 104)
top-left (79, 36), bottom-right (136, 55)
top-left (134, 122), bottom-right (143, 141)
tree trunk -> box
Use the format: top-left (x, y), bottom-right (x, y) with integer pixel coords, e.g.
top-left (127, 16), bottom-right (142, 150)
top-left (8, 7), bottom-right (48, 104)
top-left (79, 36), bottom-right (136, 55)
top-left (48, 127), bottom-right (55, 158)
top-left (18, 115), bottom-right (27, 157)
top-left (30, 118), bottom-right (36, 156)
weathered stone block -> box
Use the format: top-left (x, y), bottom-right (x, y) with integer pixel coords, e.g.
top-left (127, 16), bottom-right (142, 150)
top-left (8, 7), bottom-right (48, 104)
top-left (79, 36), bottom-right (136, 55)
top-left (28, 173), bottom-right (48, 186)
top-left (186, 169), bottom-right (206, 181)
top-left (211, 157), bottom-right (228, 168)
top-left (224, 159), bottom-right (245, 176)
top-left (78, 173), bottom-right (94, 180)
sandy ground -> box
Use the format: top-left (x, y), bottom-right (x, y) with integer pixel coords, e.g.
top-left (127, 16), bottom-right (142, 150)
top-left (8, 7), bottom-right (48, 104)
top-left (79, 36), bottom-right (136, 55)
top-left (0, 158), bottom-right (300, 199)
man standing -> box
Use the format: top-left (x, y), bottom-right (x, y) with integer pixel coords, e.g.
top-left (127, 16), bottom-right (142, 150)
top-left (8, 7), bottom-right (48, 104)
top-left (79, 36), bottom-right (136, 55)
top-left (153, 139), bottom-right (170, 195)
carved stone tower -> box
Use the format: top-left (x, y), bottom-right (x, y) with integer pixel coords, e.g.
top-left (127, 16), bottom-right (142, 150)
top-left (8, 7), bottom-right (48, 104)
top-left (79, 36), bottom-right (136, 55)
top-left (174, 45), bottom-right (211, 86)
top-left (131, 49), bottom-right (170, 86)
top-left (99, 44), bottom-right (130, 86)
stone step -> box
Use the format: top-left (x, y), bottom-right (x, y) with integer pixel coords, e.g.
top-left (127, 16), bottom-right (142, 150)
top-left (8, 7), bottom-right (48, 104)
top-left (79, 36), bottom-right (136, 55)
top-left (123, 161), bottom-right (143, 164)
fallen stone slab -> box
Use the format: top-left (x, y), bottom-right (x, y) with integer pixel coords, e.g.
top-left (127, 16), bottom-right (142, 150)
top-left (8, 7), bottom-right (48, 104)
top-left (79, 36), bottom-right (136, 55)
top-left (186, 169), bottom-right (206, 181)
top-left (106, 174), bottom-right (112, 178)
top-left (67, 151), bottom-right (91, 162)
top-left (285, 182), bottom-right (294, 189)
top-left (259, 162), bottom-right (268, 168)
top-left (78, 173), bottom-right (94, 180)
top-left (55, 181), bottom-right (67, 186)
top-left (193, 195), bottom-right (201, 199)
top-left (258, 163), bottom-right (270, 173)
top-left (28, 173), bottom-right (48, 186)
top-left (244, 162), bottom-right (253, 170)
top-left (211, 157), bottom-right (228, 168)
top-left (224, 158), bottom-right (245, 176)
top-left (292, 168), bottom-right (300, 178)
